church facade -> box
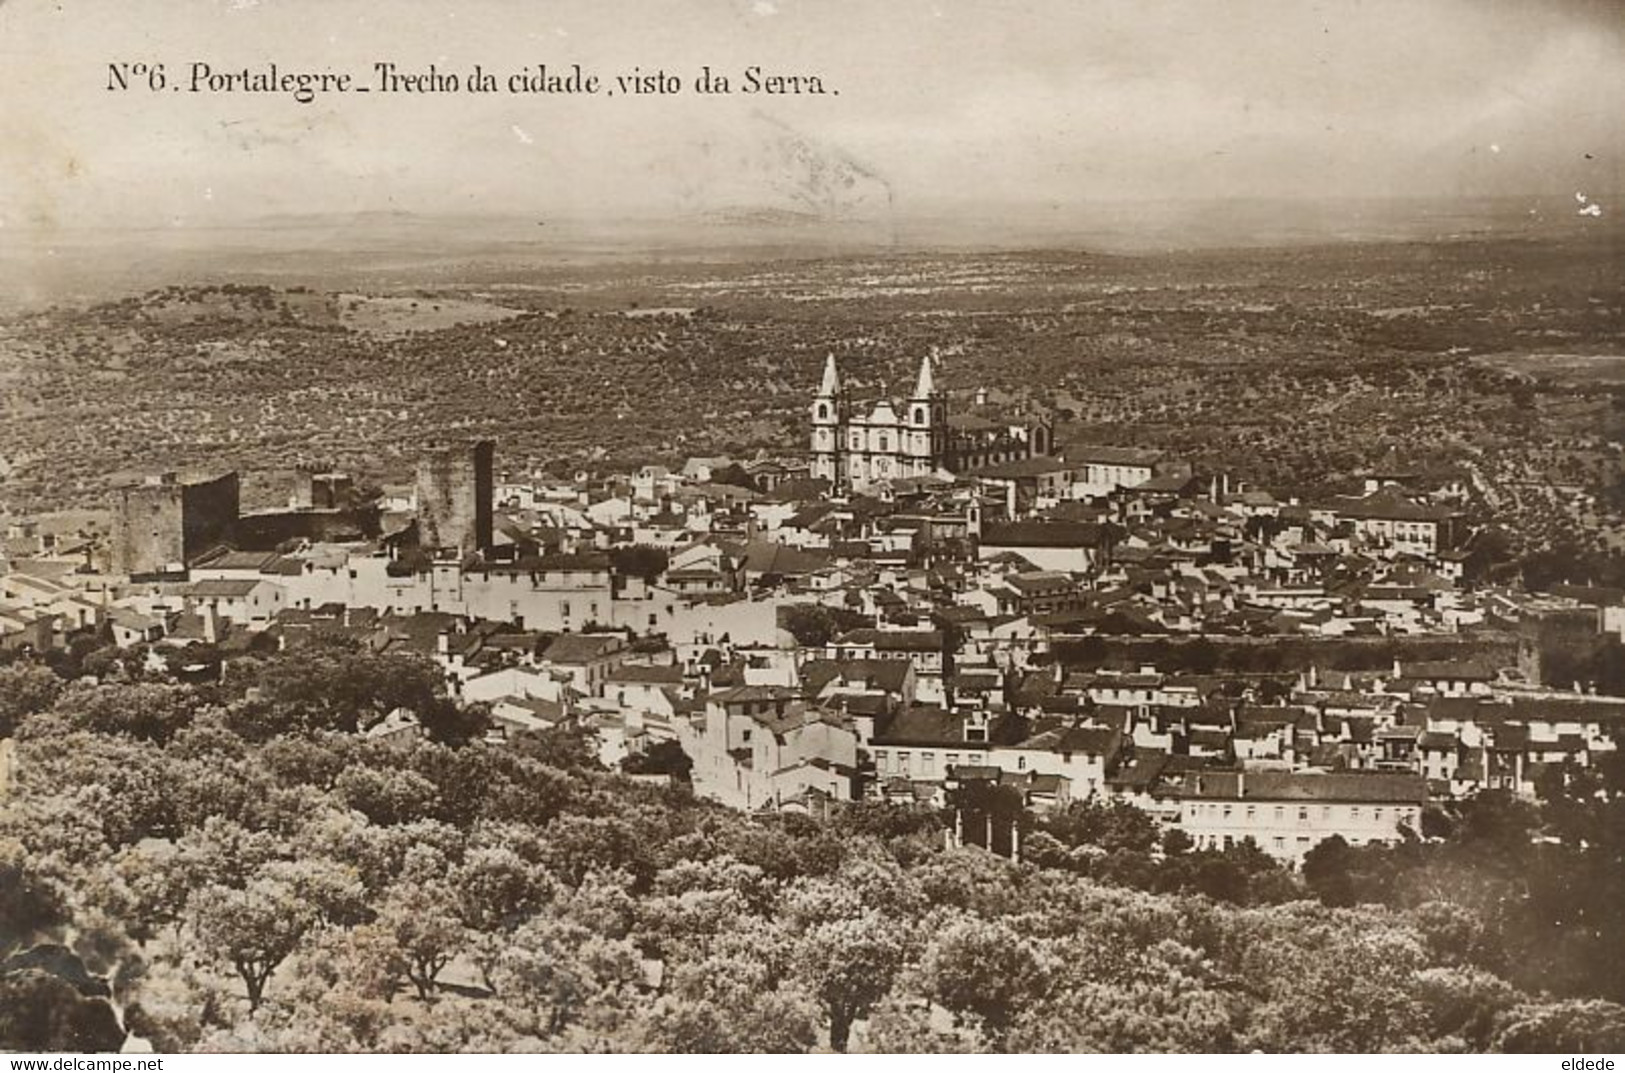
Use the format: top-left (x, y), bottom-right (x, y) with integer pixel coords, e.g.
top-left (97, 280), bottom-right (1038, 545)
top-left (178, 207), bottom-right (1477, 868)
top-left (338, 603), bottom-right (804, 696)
top-left (811, 354), bottom-right (948, 488)
top-left (810, 354), bottom-right (1052, 490)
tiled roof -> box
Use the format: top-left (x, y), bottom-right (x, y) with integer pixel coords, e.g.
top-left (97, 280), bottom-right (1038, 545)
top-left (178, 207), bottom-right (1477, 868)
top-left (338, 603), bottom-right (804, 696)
top-left (540, 633), bottom-right (626, 665)
top-left (187, 579), bottom-right (263, 598)
top-left (1184, 770), bottom-right (1427, 803)
top-left (980, 521), bottom-right (1105, 548)
top-left (1062, 444), bottom-right (1164, 466)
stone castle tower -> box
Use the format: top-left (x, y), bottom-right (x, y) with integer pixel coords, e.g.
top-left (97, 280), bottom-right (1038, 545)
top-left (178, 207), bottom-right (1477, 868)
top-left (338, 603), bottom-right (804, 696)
top-left (109, 471), bottom-right (240, 576)
top-left (415, 440), bottom-right (494, 556)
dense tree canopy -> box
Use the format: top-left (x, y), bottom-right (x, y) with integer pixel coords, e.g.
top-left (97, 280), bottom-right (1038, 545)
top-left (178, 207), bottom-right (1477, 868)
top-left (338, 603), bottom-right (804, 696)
top-left (2, 645), bottom-right (1623, 1052)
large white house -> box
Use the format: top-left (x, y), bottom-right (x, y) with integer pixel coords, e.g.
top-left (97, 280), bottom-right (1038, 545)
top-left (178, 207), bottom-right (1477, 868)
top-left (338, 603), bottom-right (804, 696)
top-left (1177, 770), bottom-right (1426, 863)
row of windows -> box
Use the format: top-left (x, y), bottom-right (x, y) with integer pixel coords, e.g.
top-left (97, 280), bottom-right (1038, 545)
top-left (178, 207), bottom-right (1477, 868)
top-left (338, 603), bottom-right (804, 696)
top-left (873, 748), bottom-right (983, 772)
top-left (815, 403), bottom-right (938, 425)
top-left (1192, 833), bottom-right (1379, 852)
top-left (1190, 802), bottom-right (1418, 825)
top-left (1078, 465), bottom-right (1153, 484)
top-left (842, 433), bottom-right (942, 453)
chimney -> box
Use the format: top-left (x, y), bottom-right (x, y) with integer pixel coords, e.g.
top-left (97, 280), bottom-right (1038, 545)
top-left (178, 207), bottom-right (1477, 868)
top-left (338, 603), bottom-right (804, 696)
top-left (1393, 657), bottom-right (1403, 679)
top-left (202, 603), bottom-right (219, 644)
top-left (436, 630), bottom-right (451, 656)
top-left (1237, 771), bottom-right (1245, 798)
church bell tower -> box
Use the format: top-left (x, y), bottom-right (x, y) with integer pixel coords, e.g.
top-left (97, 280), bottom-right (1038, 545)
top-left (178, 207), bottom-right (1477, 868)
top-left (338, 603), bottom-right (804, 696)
top-left (906, 353), bottom-right (948, 476)
top-left (811, 352), bottom-right (846, 485)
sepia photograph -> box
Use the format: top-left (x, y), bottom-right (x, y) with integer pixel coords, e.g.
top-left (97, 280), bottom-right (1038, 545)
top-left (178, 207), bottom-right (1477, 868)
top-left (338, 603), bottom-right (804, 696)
top-left (1, 0), bottom-right (1623, 1057)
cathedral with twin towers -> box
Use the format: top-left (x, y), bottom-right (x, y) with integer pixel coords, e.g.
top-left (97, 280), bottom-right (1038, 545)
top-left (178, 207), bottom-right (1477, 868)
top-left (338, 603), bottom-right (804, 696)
top-left (810, 353), bottom-right (1054, 490)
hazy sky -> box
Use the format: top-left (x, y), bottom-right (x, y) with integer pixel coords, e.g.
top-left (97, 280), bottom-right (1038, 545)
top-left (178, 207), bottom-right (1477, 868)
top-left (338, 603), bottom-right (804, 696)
top-left (3, 0), bottom-right (1622, 228)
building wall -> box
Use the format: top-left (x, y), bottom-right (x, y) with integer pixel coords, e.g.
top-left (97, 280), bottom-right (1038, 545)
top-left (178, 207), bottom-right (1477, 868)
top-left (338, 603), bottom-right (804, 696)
top-left (871, 743), bottom-right (991, 781)
top-left (337, 555), bottom-right (619, 631)
top-left (1179, 797), bottom-right (1422, 862)
top-left (193, 580), bottom-right (285, 625)
top-left (461, 666), bottom-right (563, 704)
top-left (279, 550), bottom-right (750, 638)
top-left (812, 391), bottom-right (951, 489)
top-left (953, 422), bottom-right (1053, 472)
top-left (991, 746), bottom-right (1108, 796)
top-left (181, 473), bottom-right (241, 562)
top-left (976, 543), bottom-right (1096, 574)
top-left (1070, 462), bottom-right (1154, 499)
top-left (111, 482), bottom-right (185, 576)
top-left (416, 441), bottom-right (494, 555)
top-left (228, 506), bottom-right (380, 551)
top-left (111, 472), bottom-right (239, 576)
top-left (1351, 516), bottom-right (1439, 555)
top-left (1518, 608), bottom-right (1600, 686)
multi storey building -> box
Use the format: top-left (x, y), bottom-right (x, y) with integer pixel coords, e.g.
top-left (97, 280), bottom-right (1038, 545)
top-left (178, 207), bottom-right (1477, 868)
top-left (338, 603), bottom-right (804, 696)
top-left (810, 354), bottom-right (949, 489)
top-left (810, 354), bottom-right (1052, 490)
top-left (1177, 770), bottom-right (1426, 862)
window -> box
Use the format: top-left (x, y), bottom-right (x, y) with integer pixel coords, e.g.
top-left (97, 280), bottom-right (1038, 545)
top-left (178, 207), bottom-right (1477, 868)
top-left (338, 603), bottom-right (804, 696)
top-left (1374, 808), bottom-right (1385, 822)
top-left (1274, 806), bottom-right (1284, 822)
top-left (1017, 756), bottom-right (1026, 771)
top-left (1246, 806), bottom-right (1256, 822)
top-left (1298, 807), bottom-right (1308, 822)
top-left (878, 433), bottom-right (890, 453)
top-left (818, 403), bottom-right (829, 420)
top-left (1351, 807), bottom-right (1361, 820)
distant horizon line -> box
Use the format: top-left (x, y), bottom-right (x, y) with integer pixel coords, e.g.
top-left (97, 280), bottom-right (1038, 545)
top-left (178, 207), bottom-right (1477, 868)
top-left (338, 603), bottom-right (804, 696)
top-left (5, 189), bottom-right (1621, 234)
